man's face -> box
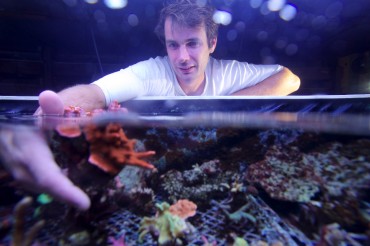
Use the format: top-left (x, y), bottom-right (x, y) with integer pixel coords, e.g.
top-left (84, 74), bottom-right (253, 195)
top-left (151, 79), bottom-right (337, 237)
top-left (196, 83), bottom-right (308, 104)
top-left (164, 17), bottom-right (216, 87)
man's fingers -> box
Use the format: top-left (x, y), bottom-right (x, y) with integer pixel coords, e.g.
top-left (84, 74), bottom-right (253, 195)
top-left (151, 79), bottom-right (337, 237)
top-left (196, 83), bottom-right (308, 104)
top-left (39, 173), bottom-right (91, 211)
top-left (21, 131), bottom-right (90, 210)
top-left (38, 90), bottom-right (64, 115)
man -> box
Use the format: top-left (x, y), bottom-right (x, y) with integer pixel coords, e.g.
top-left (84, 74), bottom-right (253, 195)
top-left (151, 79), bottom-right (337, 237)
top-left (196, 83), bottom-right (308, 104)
top-left (37, 0), bottom-right (300, 114)
top-left (4, 0), bottom-right (299, 210)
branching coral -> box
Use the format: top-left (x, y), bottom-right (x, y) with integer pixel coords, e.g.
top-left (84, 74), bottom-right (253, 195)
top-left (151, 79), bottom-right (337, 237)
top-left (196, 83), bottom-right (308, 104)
top-left (138, 201), bottom-right (196, 245)
top-left (84, 123), bottom-right (156, 175)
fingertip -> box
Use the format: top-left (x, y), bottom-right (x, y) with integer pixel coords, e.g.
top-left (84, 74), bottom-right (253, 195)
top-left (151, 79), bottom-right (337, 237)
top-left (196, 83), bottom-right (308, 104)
top-left (38, 90), bottom-right (64, 115)
top-left (74, 191), bottom-right (91, 211)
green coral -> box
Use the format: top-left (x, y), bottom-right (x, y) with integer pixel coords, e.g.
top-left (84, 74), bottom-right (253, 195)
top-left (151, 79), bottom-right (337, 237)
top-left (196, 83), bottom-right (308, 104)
top-left (138, 202), bottom-right (194, 245)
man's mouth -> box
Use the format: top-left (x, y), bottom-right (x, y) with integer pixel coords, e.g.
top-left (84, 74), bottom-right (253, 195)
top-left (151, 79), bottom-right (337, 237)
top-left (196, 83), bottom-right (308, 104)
top-left (179, 66), bottom-right (195, 73)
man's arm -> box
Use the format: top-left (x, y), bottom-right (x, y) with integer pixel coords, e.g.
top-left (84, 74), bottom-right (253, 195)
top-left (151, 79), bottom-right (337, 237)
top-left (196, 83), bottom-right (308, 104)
top-left (57, 84), bottom-right (106, 111)
top-left (231, 67), bottom-right (300, 96)
top-left (36, 84), bottom-right (106, 115)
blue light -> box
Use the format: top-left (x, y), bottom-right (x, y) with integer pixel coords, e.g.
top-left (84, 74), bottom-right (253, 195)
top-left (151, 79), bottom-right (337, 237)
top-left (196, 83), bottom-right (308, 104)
top-left (104, 0), bottom-right (127, 9)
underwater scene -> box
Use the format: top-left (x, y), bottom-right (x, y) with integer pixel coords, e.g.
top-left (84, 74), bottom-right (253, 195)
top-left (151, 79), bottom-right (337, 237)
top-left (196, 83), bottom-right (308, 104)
top-left (0, 102), bottom-right (370, 246)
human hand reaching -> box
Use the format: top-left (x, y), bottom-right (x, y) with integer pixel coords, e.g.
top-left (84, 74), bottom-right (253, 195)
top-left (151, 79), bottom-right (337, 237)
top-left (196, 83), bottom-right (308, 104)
top-left (0, 126), bottom-right (90, 210)
top-left (34, 90), bottom-right (65, 115)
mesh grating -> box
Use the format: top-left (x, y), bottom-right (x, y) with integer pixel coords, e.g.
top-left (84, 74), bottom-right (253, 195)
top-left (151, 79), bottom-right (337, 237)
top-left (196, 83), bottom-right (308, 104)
top-left (104, 196), bottom-right (313, 246)
top-left (0, 195), bottom-right (314, 245)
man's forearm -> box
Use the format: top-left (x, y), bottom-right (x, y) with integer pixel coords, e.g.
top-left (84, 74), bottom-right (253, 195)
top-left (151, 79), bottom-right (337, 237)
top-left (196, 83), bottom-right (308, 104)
top-left (58, 84), bottom-right (106, 111)
top-left (231, 67), bottom-right (301, 96)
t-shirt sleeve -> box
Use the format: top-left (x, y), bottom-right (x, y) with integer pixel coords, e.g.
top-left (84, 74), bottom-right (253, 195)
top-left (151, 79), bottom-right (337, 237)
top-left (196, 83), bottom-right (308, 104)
top-left (92, 68), bottom-right (145, 105)
top-left (92, 57), bottom-right (175, 105)
top-left (211, 59), bottom-right (283, 95)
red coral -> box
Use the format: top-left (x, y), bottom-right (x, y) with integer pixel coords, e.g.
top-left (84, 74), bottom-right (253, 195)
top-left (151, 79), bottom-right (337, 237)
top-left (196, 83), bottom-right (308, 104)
top-left (64, 105), bottom-right (86, 117)
top-left (63, 101), bottom-right (127, 117)
top-left (108, 100), bottom-right (128, 113)
top-left (84, 123), bottom-right (156, 175)
top-left (169, 199), bottom-right (197, 219)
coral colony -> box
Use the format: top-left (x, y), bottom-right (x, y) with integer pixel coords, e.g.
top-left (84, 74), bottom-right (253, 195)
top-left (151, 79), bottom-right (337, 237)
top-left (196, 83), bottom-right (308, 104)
top-left (0, 103), bottom-right (370, 245)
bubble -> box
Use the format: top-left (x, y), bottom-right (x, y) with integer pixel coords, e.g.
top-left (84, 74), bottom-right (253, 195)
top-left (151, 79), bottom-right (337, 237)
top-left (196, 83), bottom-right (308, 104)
top-left (235, 21), bottom-right (246, 32)
top-left (94, 10), bottom-right (106, 23)
top-left (262, 55), bottom-right (276, 64)
top-left (250, 0), bottom-right (263, 9)
top-left (84, 0), bottom-right (98, 4)
top-left (128, 14), bottom-right (139, 27)
top-left (311, 15), bottom-right (327, 29)
top-left (285, 43), bottom-right (298, 56)
top-left (325, 2), bottom-right (343, 19)
top-left (279, 4), bottom-right (297, 21)
top-left (267, 0), bottom-right (286, 12)
top-left (257, 31), bottom-right (268, 41)
top-left (63, 0), bottom-right (77, 7)
top-left (104, 0), bottom-right (127, 9)
top-left (260, 2), bottom-right (271, 16)
top-left (275, 38), bottom-right (287, 49)
top-left (227, 29), bottom-right (238, 41)
top-left (213, 10), bottom-right (232, 26)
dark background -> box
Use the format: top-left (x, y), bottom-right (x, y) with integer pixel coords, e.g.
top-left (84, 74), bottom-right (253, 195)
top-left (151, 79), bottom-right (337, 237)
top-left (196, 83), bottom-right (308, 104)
top-left (0, 0), bottom-right (369, 96)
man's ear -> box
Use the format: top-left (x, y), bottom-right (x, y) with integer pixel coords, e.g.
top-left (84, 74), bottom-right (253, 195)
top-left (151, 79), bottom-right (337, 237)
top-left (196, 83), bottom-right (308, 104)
top-left (209, 38), bottom-right (217, 53)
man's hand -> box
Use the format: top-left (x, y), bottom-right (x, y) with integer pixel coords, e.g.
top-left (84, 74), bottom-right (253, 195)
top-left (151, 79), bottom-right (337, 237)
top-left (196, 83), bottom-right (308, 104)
top-left (35, 85), bottom-right (106, 116)
top-left (0, 126), bottom-right (90, 210)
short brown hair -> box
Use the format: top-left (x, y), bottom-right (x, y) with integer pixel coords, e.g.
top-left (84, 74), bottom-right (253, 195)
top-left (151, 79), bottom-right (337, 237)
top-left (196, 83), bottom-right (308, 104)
top-left (154, 0), bottom-right (219, 47)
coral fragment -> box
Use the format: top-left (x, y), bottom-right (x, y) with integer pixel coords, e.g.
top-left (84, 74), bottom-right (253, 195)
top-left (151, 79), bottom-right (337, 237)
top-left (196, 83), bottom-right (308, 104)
top-left (84, 123), bottom-right (156, 175)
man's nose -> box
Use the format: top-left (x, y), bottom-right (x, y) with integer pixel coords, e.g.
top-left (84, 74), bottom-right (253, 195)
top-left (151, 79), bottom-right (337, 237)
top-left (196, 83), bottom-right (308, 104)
top-left (178, 46), bottom-right (190, 62)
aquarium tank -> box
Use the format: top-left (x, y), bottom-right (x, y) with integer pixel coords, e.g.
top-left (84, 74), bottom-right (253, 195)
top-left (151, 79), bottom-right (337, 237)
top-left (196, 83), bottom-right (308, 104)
top-left (0, 0), bottom-right (370, 245)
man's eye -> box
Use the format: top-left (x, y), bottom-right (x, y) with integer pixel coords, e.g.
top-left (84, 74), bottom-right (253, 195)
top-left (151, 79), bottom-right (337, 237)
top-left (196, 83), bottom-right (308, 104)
top-left (187, 41), bottom-right (199, 48)
top-left (167, 43), bottom-right (178, 49)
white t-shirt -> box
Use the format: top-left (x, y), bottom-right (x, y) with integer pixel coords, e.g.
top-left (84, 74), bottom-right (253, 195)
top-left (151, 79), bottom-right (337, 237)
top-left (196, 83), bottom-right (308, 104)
top-left (92, 56), bottom-right (282, 105)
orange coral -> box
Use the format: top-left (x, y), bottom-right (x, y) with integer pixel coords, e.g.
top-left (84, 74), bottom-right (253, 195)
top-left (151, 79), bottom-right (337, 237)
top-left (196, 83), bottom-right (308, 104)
top-left (169, 199), bottom-right (197, 219)
top-left (84, 123), bottom-right (156, 175)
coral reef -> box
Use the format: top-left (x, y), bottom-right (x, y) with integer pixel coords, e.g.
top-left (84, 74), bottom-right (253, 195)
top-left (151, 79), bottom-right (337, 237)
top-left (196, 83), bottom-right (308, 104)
top-left (125, 186), bottom-right (155, 214)
top-left (2, 123), bottom-right (370, 245)
top-left (246, 140), bottom-right (370, 202)
top-left (160, 159), bottom-right (237, 204)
